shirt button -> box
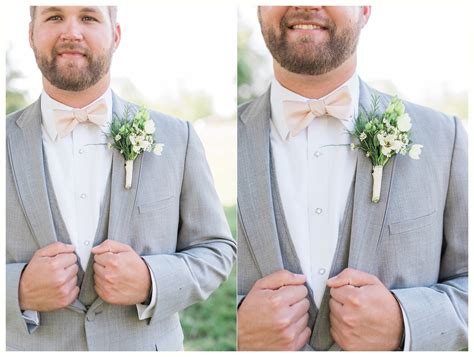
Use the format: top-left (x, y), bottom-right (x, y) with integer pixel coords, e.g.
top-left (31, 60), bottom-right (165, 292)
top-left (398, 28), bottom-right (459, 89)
top-left (315, 208), bottom-right (323, 215)
top-left (80, 193), bottom-right (87, 199)
top-left (313, 151), bottom-right (322, 158)
top-left (84, 240), bottom-right (90, 246)
top-left (319, 268), bottom-right (326, 275)
top-left (78, 148), bottom-right (85, 154)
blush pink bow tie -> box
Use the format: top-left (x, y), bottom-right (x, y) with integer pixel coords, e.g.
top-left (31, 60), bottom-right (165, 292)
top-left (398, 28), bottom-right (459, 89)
top-left (53, 98), bottom-right (108, 138)
top-left (283, 86), bottom-right (353, 138)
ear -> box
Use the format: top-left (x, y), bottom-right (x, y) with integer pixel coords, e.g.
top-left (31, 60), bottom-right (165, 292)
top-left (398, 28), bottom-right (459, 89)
top-left (360, 6), bottom-right (371, 27)
top-left (113, 22), bottom-right (121, 51)
top-left (29, 22), bottom-right (34, 50)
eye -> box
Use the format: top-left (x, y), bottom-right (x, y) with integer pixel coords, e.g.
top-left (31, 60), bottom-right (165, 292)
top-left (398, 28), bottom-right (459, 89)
top-left (82, 16), bottom-right (98, 22)
top-left (46, 15), bottom-right (62, 21)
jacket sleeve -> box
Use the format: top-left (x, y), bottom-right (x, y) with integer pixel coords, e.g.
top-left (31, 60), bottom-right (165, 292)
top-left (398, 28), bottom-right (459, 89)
top-left (6, 263), bottom-right (40, 334)
top-left (142, 122), bottom-right (236, 322)
top-left (391, 116), bottom-right (468, 350)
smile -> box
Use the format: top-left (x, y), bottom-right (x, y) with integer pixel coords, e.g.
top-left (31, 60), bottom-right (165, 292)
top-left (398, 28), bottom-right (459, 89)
top-left (290, 24), bottom-right (324, 30)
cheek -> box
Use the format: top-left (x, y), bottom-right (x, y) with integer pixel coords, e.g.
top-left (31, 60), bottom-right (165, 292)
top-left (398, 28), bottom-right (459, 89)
top-left (32, 31), bottom-right (57, 52)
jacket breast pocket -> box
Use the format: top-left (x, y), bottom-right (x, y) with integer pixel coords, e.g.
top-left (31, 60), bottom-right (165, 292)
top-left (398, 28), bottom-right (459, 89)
top-left (138, 195), bottom-right (175, 214)
top-left (388, 210), bottom-right (437, 235)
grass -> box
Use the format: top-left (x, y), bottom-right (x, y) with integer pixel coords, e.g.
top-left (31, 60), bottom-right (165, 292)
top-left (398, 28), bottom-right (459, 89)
top-left (180, 205), bottom-right (236, 351)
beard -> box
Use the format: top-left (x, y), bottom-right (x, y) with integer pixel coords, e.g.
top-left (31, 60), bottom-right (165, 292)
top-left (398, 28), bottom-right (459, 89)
top-left (260, 12), bottom-right (362, 75)
top-left (33, 43), bottom-right (113, 91)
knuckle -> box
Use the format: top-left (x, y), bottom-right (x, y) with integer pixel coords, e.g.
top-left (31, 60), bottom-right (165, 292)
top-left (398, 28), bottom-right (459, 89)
top-left (341, 313), bottom-right (355, 328)
top-left (280, 328), bottom-right (295, 345)
top-left (268, 294), bottom-right (283, 309)
top-left (348, 292), bottom-right (360, 307)
top-left (275, 316), bottom-right (291, 331)
top-left (109, 257), bottom-right (119, 269)
top-left (104, 272), bottom-right (115, 284)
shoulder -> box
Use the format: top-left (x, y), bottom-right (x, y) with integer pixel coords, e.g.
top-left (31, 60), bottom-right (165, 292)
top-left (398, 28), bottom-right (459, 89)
top-left (114, 95), bottom-right (191, 144)
top-left (365, 85), bottom-right (461, 149)
top-left (238, 88), bottom-right (271, 124)
top-left (6, 101), bottom-right (38, 134)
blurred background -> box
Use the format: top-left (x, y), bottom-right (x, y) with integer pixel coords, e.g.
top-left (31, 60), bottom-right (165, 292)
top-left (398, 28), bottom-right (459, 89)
top-left (238, 5), bottom-right (469, 122)
top-left (6, 3), bottom-right (236, 351)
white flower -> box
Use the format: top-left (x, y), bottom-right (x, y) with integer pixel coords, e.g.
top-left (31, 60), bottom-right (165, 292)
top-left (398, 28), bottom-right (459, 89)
top-left (153, 143), bottom-right (164, 155)
top-left (144, 119), bottom-right (156, 134)
top-left (107, 143), bottom-right (112, 149)
top-left (408, 144), bottom-right (423, 160)
top-left (392, 140), bottom-right (404, 153)
top-left (350, 143), bottom-right (356, 151)
top-left (129, 135), bottom-right (136, 146)
top-left (366, 151), bottom-right (370, 157)
top-left (377, 133), bottom-right (386, 146)
top-left (359, 132), bottom-right (367, 141)
top-left (115, 134), bottom-right (121, 141)
top-left (397, 113), bottom-right (412, 132)
top-left (382, 146), bottom-right (392, 156)
top-left (132, 145), bottom-right (141, 154)
top-left (140, 140), bottom-right (150, 150)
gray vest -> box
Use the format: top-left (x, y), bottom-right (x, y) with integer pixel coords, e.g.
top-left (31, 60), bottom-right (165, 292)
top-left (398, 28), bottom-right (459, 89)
top-left (44, 159), bottom-right (112, 307)
top-left (270, 151), bottom-right (354, 351)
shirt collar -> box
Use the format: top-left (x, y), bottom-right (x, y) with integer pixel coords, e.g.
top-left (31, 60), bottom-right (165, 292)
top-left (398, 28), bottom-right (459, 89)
top-left (270, 72), bottom-right (360, 141)
top-left (41, 88), bottom-right (113, 142)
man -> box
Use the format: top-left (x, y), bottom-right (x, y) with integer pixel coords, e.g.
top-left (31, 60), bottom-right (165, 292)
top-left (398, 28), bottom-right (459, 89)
top-left (237, 6), bottom-right (467, 351)
top-left (6, 6), bottom-right (236, 351)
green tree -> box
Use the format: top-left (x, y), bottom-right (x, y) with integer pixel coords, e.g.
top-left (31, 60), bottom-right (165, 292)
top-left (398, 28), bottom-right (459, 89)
top-left (6, 47), bottom-right (28, 114)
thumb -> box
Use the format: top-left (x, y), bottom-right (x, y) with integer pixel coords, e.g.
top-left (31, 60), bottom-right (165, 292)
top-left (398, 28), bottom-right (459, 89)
top-left (91, 239), bottom-right (131, 255)
top-left (327, 268), bottom-right (380, 288)
top-left (255, 269), bottom-right (306, 290)
top-left (38, 242), bottom-right (75, 257)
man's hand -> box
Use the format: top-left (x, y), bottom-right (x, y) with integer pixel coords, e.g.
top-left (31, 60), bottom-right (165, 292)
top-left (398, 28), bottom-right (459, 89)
top-left (238, 270), bottom-right (311, 351)
top-left (326, 268), bottom-right (404, 351)
top-left (19, 242), bottom-right (79, 312)
top-left (91, 239), bottom-right (151, 305)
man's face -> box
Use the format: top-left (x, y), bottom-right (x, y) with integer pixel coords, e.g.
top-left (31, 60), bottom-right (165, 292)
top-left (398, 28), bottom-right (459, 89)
top-left (258, 6), bottom-right (369, 75)
top-left (29, 6), bottom-right (120, 91)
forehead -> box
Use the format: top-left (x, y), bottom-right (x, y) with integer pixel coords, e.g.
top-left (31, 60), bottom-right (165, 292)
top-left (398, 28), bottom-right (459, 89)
top-left (36, 6), bottom-right (109, 17)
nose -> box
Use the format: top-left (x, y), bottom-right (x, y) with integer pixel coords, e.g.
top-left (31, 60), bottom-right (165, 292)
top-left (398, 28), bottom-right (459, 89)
top-left (59, 19), bottom-right (84, 42)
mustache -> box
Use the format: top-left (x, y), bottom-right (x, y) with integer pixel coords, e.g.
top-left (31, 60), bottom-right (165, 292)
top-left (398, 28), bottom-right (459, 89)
top-left (281, 12), bottom-right (334, 31)
top-left (52, 44), bottom-right (91, 58)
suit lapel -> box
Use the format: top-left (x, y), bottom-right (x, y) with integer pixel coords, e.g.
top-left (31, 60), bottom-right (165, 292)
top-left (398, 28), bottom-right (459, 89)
top-left (107, 93), bottom-right (144, 244)
top-left (238, 89), bottom-right (284, 276)
top-left (7, 99), bottom-right (58, 248)
top-left (348, 81), bottom-right (396, 273)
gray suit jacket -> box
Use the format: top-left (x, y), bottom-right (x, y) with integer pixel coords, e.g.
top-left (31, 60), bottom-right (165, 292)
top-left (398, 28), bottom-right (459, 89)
top-left (237, 79), bottom-right (468, 350)
top-left (6, 93), bottom-right (236, 351)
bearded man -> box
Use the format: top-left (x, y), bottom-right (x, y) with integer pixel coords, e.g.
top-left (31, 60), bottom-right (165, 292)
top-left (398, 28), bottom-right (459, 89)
top-left (237, 6), bottom-right (467, 351)
top-left (6, 6), bottom-right (235, 351)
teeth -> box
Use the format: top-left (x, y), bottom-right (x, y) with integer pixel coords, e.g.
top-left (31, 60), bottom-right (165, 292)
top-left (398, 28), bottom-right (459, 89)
top-left (292, 24), bottom-right (322, 30)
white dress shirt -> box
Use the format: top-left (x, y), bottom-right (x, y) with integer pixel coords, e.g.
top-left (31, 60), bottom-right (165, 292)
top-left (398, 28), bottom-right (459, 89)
top-left (270, 74), bottom-right (410, 349)
top-left (270, 73), bottom-right (358, 308)
top-left (22, 89), bottom-right (156, 325)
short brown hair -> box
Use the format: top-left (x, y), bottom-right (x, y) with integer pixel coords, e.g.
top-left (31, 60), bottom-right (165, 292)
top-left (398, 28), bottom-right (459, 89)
top-left (30, 6), bottom-right (117, 26)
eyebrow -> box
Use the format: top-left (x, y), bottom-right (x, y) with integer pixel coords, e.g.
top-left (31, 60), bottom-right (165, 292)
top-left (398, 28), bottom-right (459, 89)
top-left (40, 6), bottom-right (102, 16)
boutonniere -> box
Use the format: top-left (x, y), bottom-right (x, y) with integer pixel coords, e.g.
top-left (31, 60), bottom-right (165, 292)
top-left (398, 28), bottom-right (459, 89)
top-left (349, 95), bottom-right (423, 203)
top-left (107, 106), bottom-right (164, 189)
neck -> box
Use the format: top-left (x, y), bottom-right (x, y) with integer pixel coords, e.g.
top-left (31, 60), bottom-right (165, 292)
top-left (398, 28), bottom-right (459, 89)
top-left (43, 74), bottom-right (111, 108)
top-left (274, 54), bottom-right (357, 99)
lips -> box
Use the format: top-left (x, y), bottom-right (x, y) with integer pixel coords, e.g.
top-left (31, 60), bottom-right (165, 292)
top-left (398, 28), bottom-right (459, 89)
top-left (58, 51), bottom-right (85, 57)
top-left (290, 24), bottom-right (325, 30)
